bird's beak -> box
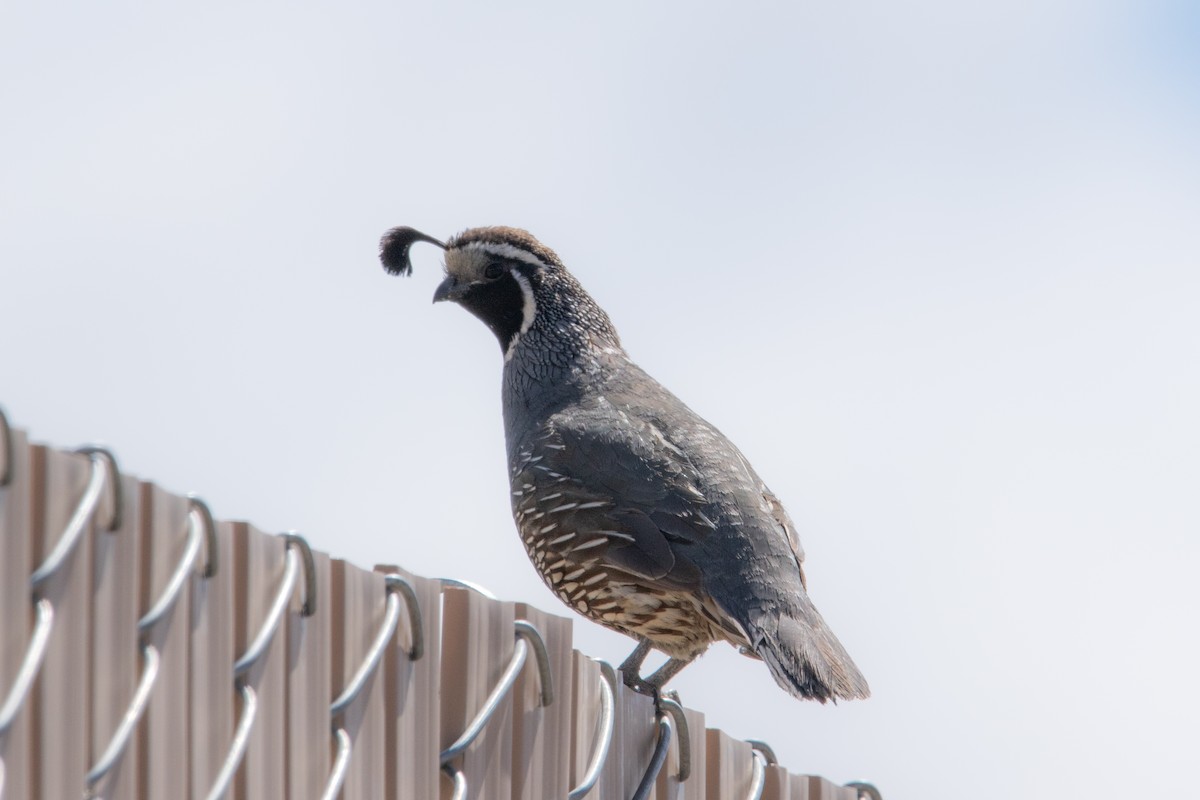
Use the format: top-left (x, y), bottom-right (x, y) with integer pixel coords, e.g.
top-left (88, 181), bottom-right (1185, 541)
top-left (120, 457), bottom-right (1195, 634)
top-left (433, 276), bottom-right (464, 304)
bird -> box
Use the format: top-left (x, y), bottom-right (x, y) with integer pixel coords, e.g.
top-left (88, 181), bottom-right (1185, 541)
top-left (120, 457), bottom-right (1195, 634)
top-left (379, 224), bottom-right (869, 702)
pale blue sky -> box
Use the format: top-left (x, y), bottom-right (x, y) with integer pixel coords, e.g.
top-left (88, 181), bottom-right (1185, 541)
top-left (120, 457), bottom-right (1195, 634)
top-left (2, 3), bottom-right (1197, 797)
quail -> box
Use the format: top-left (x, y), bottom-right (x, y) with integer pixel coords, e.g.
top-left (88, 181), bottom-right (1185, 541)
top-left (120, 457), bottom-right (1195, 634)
top-left (380, 225), bottom-right (869, 702)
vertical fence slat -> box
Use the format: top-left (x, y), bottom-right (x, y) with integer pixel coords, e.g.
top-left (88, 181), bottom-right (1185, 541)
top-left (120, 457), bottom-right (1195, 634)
top-left (568, 652), bottom-right (604, 798)
top-left (377, 564), bottom-right (442, 800)
top-left (511, 603), bottom-right (573, 800)
top-left (286, 549), bottom-right (331, 800)
top-left (809, 775), bottom-right (857, 800)
top-left (33, 447), bottom-right (92, 800)
top-left (760, 764), bottom-right (790, 800)
top-left (781, 769), bottom-right (807, 800)
top-left (704, 729), bottom-right (755, 800)
top-left (88, 473), bottom-right (142, 800)
top-left (191, 520), bottom-right (237, 800)
top-left (440, 587), bottom-right (516, 800)
top-left (0, 427), bottom-right (31, 800)
top-left (331, 560), bottom-right (387, 800)
top-left (814, 775), bottom-right (837, 800)
top-left (139, 483), bottom-right (191, 799)
top-left (233, 524), bottom-right (288, 800)
top-left (0, 428), bottom-right (32, 800)
top-left (607, 681), bottom-right (658, 798)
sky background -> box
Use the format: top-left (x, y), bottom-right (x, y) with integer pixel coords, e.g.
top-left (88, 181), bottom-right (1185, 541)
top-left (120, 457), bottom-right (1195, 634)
top-left (2, 2), bottom-right (1198, 797)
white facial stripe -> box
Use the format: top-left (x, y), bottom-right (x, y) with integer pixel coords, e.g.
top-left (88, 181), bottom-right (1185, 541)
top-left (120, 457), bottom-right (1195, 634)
top-left (462, 240), bottom-right (549, 270)
top-left (512, 271), bottom-right (536, 336)
top-left (505, 270), bottom-right (537, 362)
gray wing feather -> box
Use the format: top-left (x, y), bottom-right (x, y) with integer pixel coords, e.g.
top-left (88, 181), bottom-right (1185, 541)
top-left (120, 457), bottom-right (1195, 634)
top-left (521, 406), bottom-right (711, 589)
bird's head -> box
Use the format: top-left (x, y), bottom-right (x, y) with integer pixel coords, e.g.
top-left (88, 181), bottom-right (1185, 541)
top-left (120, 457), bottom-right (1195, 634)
top-left (380, 224), bottom-right (620, 361)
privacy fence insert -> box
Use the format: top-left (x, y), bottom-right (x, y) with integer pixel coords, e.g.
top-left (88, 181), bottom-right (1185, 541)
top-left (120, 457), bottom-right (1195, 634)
top-left (0, 407), bottom-right (879, 799)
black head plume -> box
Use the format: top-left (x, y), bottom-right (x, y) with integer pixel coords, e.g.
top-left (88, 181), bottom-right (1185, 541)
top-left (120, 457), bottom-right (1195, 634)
top-left (379, 226), bottom-right (446, 276)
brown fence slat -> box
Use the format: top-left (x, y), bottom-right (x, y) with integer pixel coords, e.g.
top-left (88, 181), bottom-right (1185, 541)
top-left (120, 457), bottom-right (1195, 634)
top-left (759, 763), bottom-right (779, 800)
top-left (440, 586), bottom-right (516, 800)
top-left (607, 680), bottom-right (659, 798)
top-left (0, 427), bottom-right (33, 800)
top-left (88, 472), bottom-right (142, 800)
top-left (33, 447), bottom-right (93, 800)
top-left (331, 559), bottom-right (388, 800)
top-left (760, 764), bottom-right (792, 800)
top-left (284, 548), bottom-right (331, 800)
top-left (138, 483), bottom-right (192, 799)
top-left (705, 729), bottom-right (755, 800)
top-left (377, 564), bottom-right (442, 800)
top-left (807, 775), bottom-right (859, 800)
top-left (233, 524), bottom-right (289, 800)
top-left (511, 603), bottom-right (574, 800)
top-left (191, 520), bottom-right (238, 799)
top-left (568, 652), bottom-right (605, 798)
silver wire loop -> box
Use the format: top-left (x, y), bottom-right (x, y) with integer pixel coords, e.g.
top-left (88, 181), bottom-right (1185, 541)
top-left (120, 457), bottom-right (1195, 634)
top-left (745, 741), bottom-right (777, 800)
top-left (320, 573), bottom-right (410, 800)
top-left (440, 620), bottom-right (554, 764)
top-left (320, 574), bottom-right (425, 800)
top-left (632, 691), bottom-right (691, 800)
top-left (631, 713), bottom-right (672, 800)
top-left (438, 576), bottom-right (499, 600)
top-left (845, 781), bottom-right (884, 799)
top-left (138, 510), bottom-right (206, 634)
top-left (86, 509), bottom-right (207, 787)
top-left (386, 573), bottom-right (424, 661)
top-left (187, 494), bottom-right (219, 578)
top-left (30, 447), bottom-right (120, 589)
top-left (0, 599), bottom-right (53, 736)
top-left (205, 534), bottom-right (314, 800)
top-left (745, 740), bottom-right (778, 767)
top-left (280, 531), bottom-right (317, 616)
top-left (566, 661), bottom-right (616, 800)
top-left (74, 446), bottom-right (122, 531)
top-left (0, 406), bottom-right (12, 486)
top-left (233, 538), bottom-right (308, 676)
top-left (514, 620), bottom-right (554, 708)
top-left (329, 576), bottom-right (407, 718)
top-left (658, 694), bottom-right (691, 782)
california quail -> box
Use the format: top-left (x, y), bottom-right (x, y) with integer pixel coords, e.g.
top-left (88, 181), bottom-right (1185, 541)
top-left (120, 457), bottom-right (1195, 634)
top-left (380, 225), bottom-right (869, 702)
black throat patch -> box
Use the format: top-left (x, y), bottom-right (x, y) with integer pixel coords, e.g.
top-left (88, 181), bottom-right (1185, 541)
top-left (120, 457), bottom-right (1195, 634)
top-left (458, 271), bottom-right (527, 353)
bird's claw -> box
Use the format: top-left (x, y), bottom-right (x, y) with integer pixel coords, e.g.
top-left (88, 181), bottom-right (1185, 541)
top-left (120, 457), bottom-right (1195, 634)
top-left (621, 672), bottom-right (681, 716)
top-left (620, 669), bottom-right (656, 697)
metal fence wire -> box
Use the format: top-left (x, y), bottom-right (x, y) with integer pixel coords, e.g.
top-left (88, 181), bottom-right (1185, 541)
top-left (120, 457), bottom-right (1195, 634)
top-left (0, 407), bottom-right (881, 800)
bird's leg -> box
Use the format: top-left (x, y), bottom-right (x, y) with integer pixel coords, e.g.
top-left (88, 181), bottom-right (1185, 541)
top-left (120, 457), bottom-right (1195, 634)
top-left (619, 643), bottom-right (694, 698)
top-left (643, 656), bottom-right (694, 693)
top-left (618, 639), bottom-right (653, 690)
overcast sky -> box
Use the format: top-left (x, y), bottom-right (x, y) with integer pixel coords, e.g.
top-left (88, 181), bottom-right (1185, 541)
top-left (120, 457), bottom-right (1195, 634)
top-left (2, 2), bottom-right (1198, 798)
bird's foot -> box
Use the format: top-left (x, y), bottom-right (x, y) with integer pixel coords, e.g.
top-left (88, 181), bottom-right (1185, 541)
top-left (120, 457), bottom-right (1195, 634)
top-left (620, 669), bottom-right (658, 697)
top-left (622, 673), bottom-right (671, 712)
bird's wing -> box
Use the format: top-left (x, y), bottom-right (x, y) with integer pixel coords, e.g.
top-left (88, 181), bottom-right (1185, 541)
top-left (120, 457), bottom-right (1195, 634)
top-left (512, 403), bottom-right (717, 590)
top-left (761, 485), bottom-right (807, 588)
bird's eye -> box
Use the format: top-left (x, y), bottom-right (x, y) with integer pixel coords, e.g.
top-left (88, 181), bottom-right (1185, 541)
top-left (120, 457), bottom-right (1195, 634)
top-left (484, 263), bottom-right (504, 280)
